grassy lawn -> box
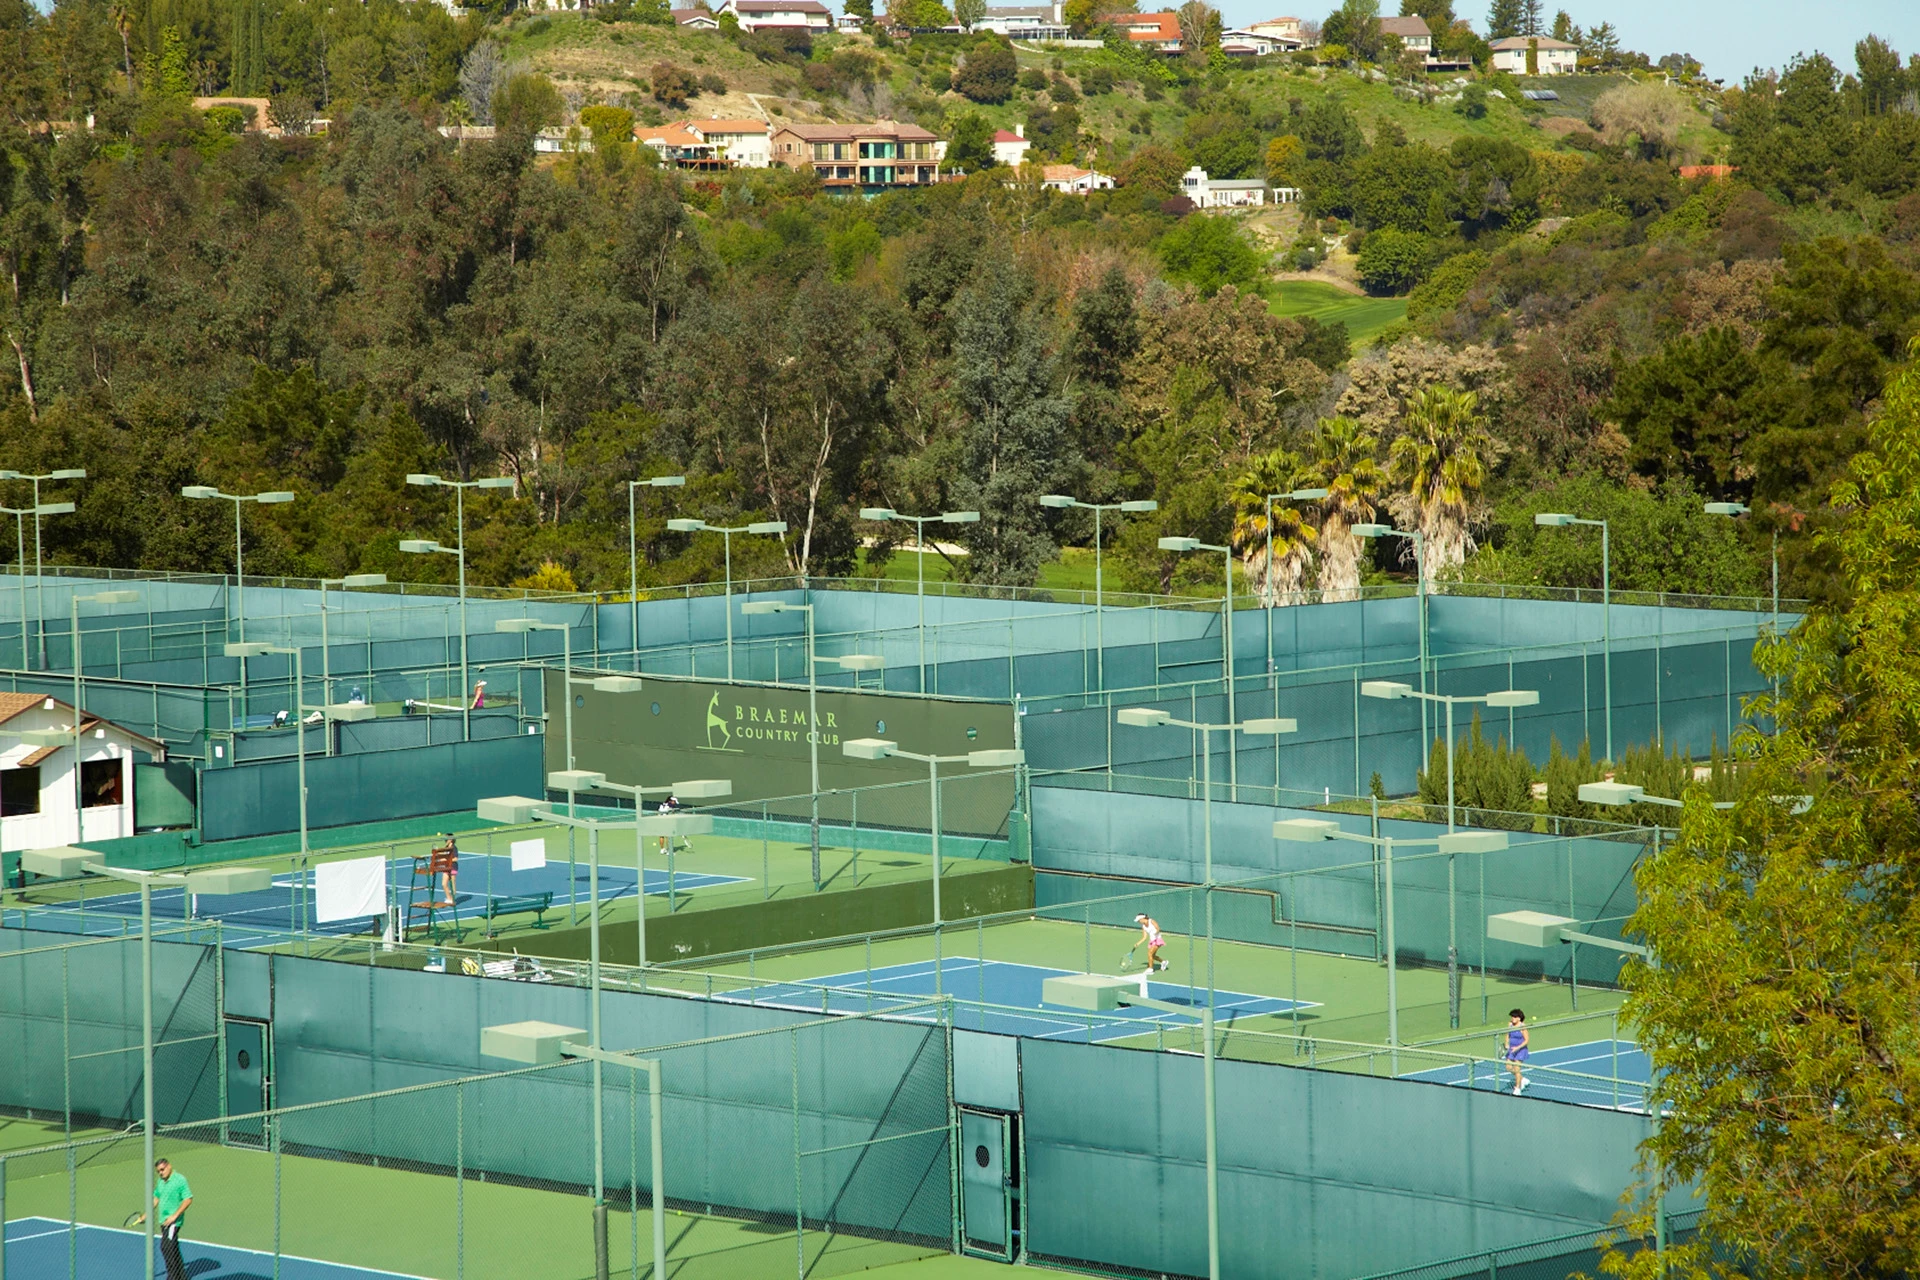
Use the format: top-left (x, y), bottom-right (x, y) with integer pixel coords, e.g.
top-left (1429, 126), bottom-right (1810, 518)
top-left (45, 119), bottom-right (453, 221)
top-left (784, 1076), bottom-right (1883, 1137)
top-left (854, 547), bottom-right (1106, 596)
top-left (1266, 280), bottom-right (1409, 347)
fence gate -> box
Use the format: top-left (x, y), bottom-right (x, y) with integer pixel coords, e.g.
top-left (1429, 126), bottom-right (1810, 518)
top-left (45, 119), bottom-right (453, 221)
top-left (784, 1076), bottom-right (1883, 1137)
top-left (959, 1107), bottom-right (1018, 1260)
top-left (222, 1017), bottom-right (271, 1145)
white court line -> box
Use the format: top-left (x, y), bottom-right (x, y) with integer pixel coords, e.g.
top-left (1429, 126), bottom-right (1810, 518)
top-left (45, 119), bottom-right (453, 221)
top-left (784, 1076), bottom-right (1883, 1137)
top-left (8, 1216), bottom-right (435, 1279)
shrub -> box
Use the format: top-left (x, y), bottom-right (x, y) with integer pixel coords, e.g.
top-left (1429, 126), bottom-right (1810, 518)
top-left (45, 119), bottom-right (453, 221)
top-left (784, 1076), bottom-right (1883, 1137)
top-left (1048, 72), bottom-right (1078, 103)
top-left (699, 72), bottom-right (726, 94)
top-left (1084, 65), bottom-right (1113, 94)
top-left (1018, 67), bottom-right (1047, 91)
top-left (651, 61), bottom-right (699, 106)
top-left (1158, 215), bottom-right (1262, 295)
top-left (953, 42), bottom-right (1016, 102)
top-left (1455, 81), bottom-right (1487, 119)
top-left (929, 67), bottom-right (952, 92)
top-left (1356, 226), bottom-right (1432, 294)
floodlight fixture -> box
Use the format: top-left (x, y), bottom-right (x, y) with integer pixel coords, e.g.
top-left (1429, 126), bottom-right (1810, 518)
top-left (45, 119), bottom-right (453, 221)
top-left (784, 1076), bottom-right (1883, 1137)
top-left (1116, 707), bottom-right (1173, 728)
top-left (1361, 681), bottom-right (1413, 700)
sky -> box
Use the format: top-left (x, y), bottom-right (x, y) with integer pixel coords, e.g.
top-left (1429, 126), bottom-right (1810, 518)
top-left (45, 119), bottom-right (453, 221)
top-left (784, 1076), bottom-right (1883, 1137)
top-left (1215, 0), bottom-right (1920, 83)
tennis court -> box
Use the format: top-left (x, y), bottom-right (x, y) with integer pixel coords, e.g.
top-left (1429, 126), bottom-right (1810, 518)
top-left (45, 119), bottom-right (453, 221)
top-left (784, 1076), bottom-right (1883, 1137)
top-left (3, 1216), bottom-right (429, 1280)
top-left (714, 956), bottom-right (1315, 1040)
top-left (20, 851), bottom-right (748, 946)
top-left (1402, 1039), bottom-right (1654, 1109)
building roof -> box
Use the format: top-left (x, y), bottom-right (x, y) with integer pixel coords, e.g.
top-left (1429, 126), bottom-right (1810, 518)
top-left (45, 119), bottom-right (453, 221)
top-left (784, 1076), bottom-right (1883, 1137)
top-left (730, 0), bottom-right (831, 11)
top-left (984, 5), bottom-right (1055, 15)
top-left (1248, 14), bottom-right (1299, 24)
top-left (1124, 12), bottom-right (1180, 41)
top-left (775, 119), bottom-right (940, 142)
top-left (1378, 15), bottom-right (1431, 37)
top-left (1207, 178), bottom-right (1270, 189)
top-left (685, 118), bottom-right (770, 135)
top-left (637, 125), bottom-right (708, 147)
top-left (993, 129), bottom-right (1028, 144)
top-left (0, 693), bottom-right (166, 764)
top-left (1042, 164), bottom-right (1109, 182)
top-left (1487, 35), bottom-right (1578, 50)
top-left (669, 7), bottom-right (718, 20)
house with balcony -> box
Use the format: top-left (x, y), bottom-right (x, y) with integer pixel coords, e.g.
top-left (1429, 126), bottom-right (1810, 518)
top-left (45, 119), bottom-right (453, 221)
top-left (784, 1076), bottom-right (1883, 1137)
top-left (1181, 166), bottom-right (1271, 208)
top-left (1246, 14), bottom-right (1303, 41)
top-left (684, 118), bottom-right (773, 167)
top-left (0, 694), bottom-right (166, 855)
top-left (637, 124), bottom-right (726, 168)
top-left (1379, 15), bottom-right (1433, 56)
top-left (715, 0), bottom-right (832, 31)
top-left (771, 120), bottom-right (943, 189)
top-left (973, 2), bottom-right (1069, 39)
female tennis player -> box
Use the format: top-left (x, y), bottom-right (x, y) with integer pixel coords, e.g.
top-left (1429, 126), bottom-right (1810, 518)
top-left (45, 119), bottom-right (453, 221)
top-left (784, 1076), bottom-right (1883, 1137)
top-left (1503, 1008), bottom-right (1531, 1094)
top-left (1134, 914), bottom-right (1168, 973)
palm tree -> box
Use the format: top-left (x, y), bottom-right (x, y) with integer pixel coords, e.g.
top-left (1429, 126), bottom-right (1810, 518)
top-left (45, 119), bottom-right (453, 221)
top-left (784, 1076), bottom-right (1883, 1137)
top-left (1390, 386), bottom-right (1491, 583)
top-left (1231, 447), bottom-right (1316, 606)
top-left (1309, 416), bottom-right (1383, 601)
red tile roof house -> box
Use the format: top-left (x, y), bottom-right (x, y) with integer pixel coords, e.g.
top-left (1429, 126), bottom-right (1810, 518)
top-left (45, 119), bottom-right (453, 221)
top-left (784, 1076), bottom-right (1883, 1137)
top-left (770, 120), bottom-right (944, 189)
top-left (992, 126), bottom-right (1032, 167)
top-left (1121, 12), bottom-right (1182, 51)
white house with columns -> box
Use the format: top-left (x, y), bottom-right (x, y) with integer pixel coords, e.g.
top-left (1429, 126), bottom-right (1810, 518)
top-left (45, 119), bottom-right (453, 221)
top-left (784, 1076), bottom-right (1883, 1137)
top-left (0, 693), bottom-right (165, 853)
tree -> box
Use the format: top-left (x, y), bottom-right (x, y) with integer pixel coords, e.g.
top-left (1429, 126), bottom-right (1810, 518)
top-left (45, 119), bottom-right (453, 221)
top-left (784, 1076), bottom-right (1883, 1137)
top-left (1231, 448), bottom-right (1317, 604)
top-left (458, 41), bottom-right (506, 125)
top-left (1308, 416), bottom-right (1383, 600)
top-left (953, 0), bottom-right (987, 30)
top-left (1116, 144), bottom-right (1186, 194)
top-left (1590, 81), bottom-right (1687, 158)
top-left (946, 111), bottom-right (995, 170)
top-left (1604, 344), bottom-right (1920, 1280)
top-left (948, 256), bottom-right (1076, 587)
top-left (1485, 0), bottom-right (1523, 39)
top-left (1356, 227), bottom-right (1432, 293)
top-left (1323, 0), bottom-right (1383, 62)
top-left (1389, 384), bottom-right (1489, 579)
top-left (1548, 9), bottom-right (1575, 41)
top-left (1854, 34), bottom-right (1906, 115)
top-left (1581, 20), bottom-right (1619, 68)
top-left (953, 42), bottom-right (1016, 102)
top-left (495, 73), bottom-right (563, 134)
top-left (651, 61), bottom-right (698, 107)
top-left (1609, 327), bottom-right (1760, 498)
top-left (1175, 0), bottom-right (1221, 63)
top-left (1158, 215), bottom-right (1263, 296)
top-left (1519, 0), bottom-right (1540, 35)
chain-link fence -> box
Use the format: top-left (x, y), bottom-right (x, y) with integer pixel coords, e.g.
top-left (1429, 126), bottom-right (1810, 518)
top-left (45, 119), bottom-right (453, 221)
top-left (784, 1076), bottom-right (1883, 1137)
top-left (0, 1003), bottom-right (955, 1280)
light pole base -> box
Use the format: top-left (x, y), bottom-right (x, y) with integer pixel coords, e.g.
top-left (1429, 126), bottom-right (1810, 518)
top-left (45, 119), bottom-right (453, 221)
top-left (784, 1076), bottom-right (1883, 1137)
top-left (594, 1201), bottom-right (610, 1280)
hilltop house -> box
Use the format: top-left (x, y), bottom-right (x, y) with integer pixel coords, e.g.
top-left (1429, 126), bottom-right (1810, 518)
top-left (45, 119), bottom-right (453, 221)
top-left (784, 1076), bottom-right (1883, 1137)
top-left (1040, 164), bottom-right (1115, 193)
top-left (1488, 35), bottom-right (1579, 74)
top-left (0, 695), bottom-right (165, 852)
top-left (669, 7), bottom-right (721, 27)
top-left (972, 2), bottom-right (1070, 39)
top-left (1181, 166), bottom-right (1272, 208)
top-left (1245, 14), bottom-right (1304, 41)
top-left (771, 120), bottom-right (944, 188)
top-left (714, 0), bottom-right (832, 31)
top-left (685, 118), bottom-right (773, 167)
top-left (1378, 15), bottom-right (1433, 56)
top-left (992, 125), bottom-right (1032, 167)
top-left (1121, 12), bottom-right (1182, 51)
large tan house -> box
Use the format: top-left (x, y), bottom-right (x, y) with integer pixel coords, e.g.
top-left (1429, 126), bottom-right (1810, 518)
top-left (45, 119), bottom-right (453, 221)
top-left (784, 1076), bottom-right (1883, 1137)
top-left (770, 121), bottom-right (943, 189)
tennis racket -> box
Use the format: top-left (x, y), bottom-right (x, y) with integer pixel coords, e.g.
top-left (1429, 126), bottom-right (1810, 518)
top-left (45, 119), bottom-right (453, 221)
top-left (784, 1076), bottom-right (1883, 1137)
top-left (1121, 943), bottom-right (1139, 968)
top-left (124, 1211), bottom-right (145, 1228)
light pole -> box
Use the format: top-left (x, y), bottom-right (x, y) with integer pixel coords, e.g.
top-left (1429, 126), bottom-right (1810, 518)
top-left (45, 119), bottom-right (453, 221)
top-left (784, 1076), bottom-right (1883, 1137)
top-left (663, 518), bottom-right (787, 682)
top-left (317, 574), bottom-right (387, 756)
top-left (842, 738), bottom-right (1024, 994)
top-left (627, 475), bottom-right (685, 668)
top-left (1352, 523), bottom-right (1429, 744)
top-left (1112, 708), bottom-right (1293, 1280)
top-left (70, 590), bottom-right (138, 837)
top-left (1535, 513), bottom-right (1611, 761)
top-left (1157, 535), bottom-right (1241, 793)
top-left (552, 773), bottom-right (731, 927)
top-left (0, 502), bottom-right (72, 670)
top-left (1577, 781), bottom-right (1736, 814)
top-left (1360, 682), bottom-right (1540, 830)
top-left (1036, 495), bottom-right (1158, 692)
top-left (1275, 819), bottom-right (1508, 1049)
top-left (227, 643), bottom-right (378, 864)
top-left (0, 467), bottom-right (85, 668)
top-left (76, 861), bottom-right (271, 1280)
top-left (1705, 501), bottom-right (1780, 730)
top-left (183, 485), bottom-right (295, 723)
top-left (1362, 680), bottom-right (1537, 1028)
top-left (403, 473), bottom-right (517, 740)
top-left (742, 600), bottom-right (881, 888)
top-left (857, 508), bottom-right (981, 693)
top-left (480, 1022), bottom-right (666, 1280)
top-left (496, 619), bottom-right (645, 820)
top-left (1260, 487), bottom-right (1328, 671)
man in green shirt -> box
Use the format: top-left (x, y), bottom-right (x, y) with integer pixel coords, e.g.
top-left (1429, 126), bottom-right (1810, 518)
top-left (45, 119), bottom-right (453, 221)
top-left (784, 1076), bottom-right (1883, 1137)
top-left (147, 1158), bottom-right (192, 1280)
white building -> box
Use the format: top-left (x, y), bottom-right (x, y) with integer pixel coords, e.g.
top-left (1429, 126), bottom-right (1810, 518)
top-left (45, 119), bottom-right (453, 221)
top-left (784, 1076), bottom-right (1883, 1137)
top-left (1245, 14), bottom-right (1303, 40)
top-left (0, 694), bottom-right (165, 852)
top-left (1488, 35), bottom-right (1578, 74)
top-left (714, 0), bottom-right (832, 31)
top-left (992, 125), bottom-right (1031, 168)
top-left (971, 2), bottom-right (1069, 39)
top-left (685, 118), bottom-right (773, 167)
top-left (1181, 166), bottom-right (1271, 208)
top-left (1040, 164), bottom-right (1114, 193)
top-left (670, 6), bottom-right (722, 27)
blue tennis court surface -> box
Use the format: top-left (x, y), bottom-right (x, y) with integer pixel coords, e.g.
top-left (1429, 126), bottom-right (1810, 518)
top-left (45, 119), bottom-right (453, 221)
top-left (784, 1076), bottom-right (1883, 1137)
top-left (716, 958), bottom-right (1315, 1041)
top-left (1402, 1039), bottom-right (1654, 1110)
top-left (2, 1216), bottom-right (427, 1280)
top-left (17, 852), bottom-right (748, 946)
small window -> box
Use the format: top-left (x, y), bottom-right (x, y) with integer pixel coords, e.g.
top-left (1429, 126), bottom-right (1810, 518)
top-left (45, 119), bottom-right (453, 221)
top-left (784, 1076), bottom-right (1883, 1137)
top-left (81, 759), bottom-right (122, 808)
top-left (1, 766), bottom-right (40, 816)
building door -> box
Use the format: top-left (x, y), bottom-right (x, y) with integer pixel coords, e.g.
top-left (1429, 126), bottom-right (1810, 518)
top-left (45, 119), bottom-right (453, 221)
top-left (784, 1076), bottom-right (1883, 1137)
top-left (959, 1107), bottom-right (1018, 1260)
top-left (223, 1018), bottom-right (271, 1145)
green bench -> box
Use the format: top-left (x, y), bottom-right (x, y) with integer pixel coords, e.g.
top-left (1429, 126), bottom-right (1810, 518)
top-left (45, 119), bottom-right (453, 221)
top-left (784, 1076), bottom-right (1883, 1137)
top-left (484, 891), bottom-right (555, 937)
